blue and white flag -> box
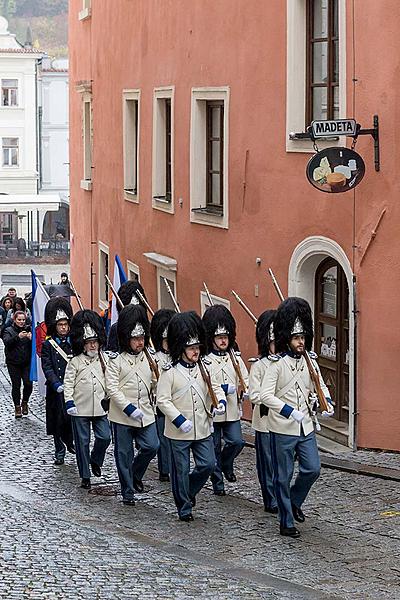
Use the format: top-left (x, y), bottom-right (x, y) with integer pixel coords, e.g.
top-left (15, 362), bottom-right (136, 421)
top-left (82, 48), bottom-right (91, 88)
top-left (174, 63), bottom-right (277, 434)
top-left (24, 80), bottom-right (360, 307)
top-left (110, 255), bottom-right (127, 326)
top-left (29, 270), bottom-right (50, 396)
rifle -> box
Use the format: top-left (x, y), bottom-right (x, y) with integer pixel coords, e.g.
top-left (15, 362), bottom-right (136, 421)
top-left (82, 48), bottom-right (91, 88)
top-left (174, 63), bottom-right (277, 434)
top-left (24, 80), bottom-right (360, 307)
top-left (231, 290), bottom-right (258, 325)
top-left (69, 279), bottom-right (84, 311)
top-left (203, 282), bottom-right (247, 399)
top-left (105, 274), bottom-right (159, 381)
top-left (135, 289), bottom-right (155, 317)
top-left (267, 268), bottom-right (330, 414)
top-left (163, 278), bottom-right (219, 409)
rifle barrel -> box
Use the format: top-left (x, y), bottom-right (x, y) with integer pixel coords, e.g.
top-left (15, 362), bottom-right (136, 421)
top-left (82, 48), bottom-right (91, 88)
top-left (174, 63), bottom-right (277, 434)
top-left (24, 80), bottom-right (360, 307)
top-left (231, 290), bottom-right (258, 325)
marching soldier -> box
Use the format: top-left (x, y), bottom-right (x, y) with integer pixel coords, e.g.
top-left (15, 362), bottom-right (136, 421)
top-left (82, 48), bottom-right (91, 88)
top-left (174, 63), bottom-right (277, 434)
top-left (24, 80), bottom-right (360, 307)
top-left (202, 304), bottom-right (248, 496)
top-left (156, 311), bottom-right (225, 521)
top-left (248, 309), bottom-right (277, 513)
top-left (64, 310), bottom-right (111, 489)
top-left (41, 297), bottom-right (75, 465)
top-left (260, 297), bottom-right (333, 538)
top-left (106, 305), bottom-right (159, 506)
top-left (150, 308), bottom-right (175, 482)
top-left (106, 280), bottom-right (148, 352)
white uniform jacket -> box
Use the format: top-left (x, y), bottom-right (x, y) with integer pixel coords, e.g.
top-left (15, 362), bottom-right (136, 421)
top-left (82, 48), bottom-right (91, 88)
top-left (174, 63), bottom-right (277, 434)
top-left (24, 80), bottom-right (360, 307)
top-left (64, 353), bottom-right (108, 417)
top-left (106, 351), bottom-right (156, 427)
top-left (260, 354), bottom-right (330, 436)
top-left (206, 351), bottom-right (249, 423)
top-left (154, 350), bottom-right (171, 371)
top-left (248, 357), bottom-right (274, 433)
top-left (156, 362), bottom-right (221, 441)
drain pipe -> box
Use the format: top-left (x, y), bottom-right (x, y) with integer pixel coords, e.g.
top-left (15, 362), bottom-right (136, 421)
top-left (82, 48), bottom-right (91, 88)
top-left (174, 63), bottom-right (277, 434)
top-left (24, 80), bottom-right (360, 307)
top-left (352, 275), bottom-right (358, 450)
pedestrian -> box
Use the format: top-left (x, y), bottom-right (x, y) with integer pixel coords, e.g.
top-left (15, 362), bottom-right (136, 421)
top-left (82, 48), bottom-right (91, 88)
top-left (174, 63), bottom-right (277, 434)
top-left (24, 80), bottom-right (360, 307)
top-left (58, 272), bottom-right (70, 286)
top-left (202, 304), bottom-right (248, 496)
top-left (5, 297), bottom-right (31, 329)
top-left (0, 296), bottom-right (13, 336)
top-left (248, 309), bottom-right (277, 514)
top-left (106, 280), bottom-right (148, 352)
top-left (150, 308), bottom-right (175, 482)
top-left (156, 311), bottom-right (225, 522)
top-left (3, 311), bottom-right (33, 418)
top-left (106, 305), bottom-right (159, 506)
top-left (63, 310), bottom-right (111, 489)
top-left (260, 297), bottom-right (334, 538)
top-left (5, 287), bottom-right (17, 301)
top-left (41, 297), bottom-right (75, 466)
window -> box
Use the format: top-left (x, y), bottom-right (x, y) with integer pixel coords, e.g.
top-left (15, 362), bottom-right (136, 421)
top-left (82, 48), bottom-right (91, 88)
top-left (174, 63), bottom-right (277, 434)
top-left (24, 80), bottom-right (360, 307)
top-left (83, 98), bottom-right (92, 185)
top-left (190, 87), bottom-right (229, 229)
top-left (152, 87), bottom-right (174, 212)
top-left (157, 267), bottom-right (177, 311)
top-left (79, 0), bottom-right (91, 20)
top-left (200, 291), bottom-right (230, 315)
top-left (306, 0), bottom-right (339, 124)
top-left (286, 0), bottom-right (345, 152)
top-left (123, 90), bottom-right (140, 202)
top-left (2, 137), bottom-right (18, 167)
top-left (1, 79), bottom-right (18, 107)
top-left (127, 260), bottom-right (140, 282)
top-left (98, 242), bottom-right (109, 308)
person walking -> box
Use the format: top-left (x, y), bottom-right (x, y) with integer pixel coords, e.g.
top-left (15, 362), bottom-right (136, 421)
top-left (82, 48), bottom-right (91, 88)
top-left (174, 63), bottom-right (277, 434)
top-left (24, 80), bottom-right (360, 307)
top-left (3, 311), bottom-right (33, 418)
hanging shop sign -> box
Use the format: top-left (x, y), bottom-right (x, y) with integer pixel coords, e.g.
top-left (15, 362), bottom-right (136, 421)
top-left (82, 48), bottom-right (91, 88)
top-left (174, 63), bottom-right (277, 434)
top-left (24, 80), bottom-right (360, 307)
top-left (311, 119), bottom-right (357, 138)
top-left (306, 147), bottom-right (365, 194)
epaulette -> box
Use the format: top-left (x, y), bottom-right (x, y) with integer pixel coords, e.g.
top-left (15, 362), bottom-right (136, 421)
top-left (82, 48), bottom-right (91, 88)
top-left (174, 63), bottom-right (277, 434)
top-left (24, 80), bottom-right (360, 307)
top-left (248, 357), bottom-right (259, 363)
top-left (104, 350), bottom-right (118, 359)
top-left (162, 363), bottom-right (172, 371)
top-left (308, 351), bottom-right (318, 360)
top-left (234, 350), bottom-right (241, 357)
top-left (268, 354), bottom-right (281, 362)
top-left (202, 357), bottom-right (212, 366)
top-left (147, 346), bottom-right (156, 355)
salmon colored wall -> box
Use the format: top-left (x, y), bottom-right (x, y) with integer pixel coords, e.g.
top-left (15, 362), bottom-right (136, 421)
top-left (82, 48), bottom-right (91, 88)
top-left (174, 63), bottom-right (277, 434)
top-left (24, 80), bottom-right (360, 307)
top-left (69, 0), bottom-right (400, 450)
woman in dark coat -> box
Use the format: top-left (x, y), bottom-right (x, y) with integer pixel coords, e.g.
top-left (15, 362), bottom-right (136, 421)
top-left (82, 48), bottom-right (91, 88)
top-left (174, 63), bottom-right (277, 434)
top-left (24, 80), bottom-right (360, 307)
top-left (41, 297), bottom-right (75, 465)
top-left (3, 311), bottom-right (33, 418)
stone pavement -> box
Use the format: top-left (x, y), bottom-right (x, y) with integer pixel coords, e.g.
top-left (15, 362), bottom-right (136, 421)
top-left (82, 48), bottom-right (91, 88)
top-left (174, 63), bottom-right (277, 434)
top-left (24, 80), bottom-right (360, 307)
top-left (0, 360), bottom-right (399, 599)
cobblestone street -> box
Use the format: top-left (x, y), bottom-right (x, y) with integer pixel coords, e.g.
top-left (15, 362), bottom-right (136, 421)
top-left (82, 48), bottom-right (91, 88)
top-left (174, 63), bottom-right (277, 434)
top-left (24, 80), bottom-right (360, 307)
top-left (0, 359), bottom-right (399, 599)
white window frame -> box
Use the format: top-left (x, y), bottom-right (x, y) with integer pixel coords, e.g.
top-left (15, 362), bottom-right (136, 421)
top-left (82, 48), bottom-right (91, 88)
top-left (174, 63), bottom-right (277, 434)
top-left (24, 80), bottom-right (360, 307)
top-left (286, 0), bottom-right (346, 153)
top-left (127, 260), bottom-right (140, 282)
top-left (157, 266), bottom-right (177, 311)
top-left (190, 87), bottom-right (229, 229)
top-left (1, 78), bottom-right (19, 107)
top-left (81, 92), bottom-right (92, 190)
top-left (123, 89), bottom-right (140, 203)
top-left (2, 137), bottom-right (19, 167)
top-left (98, 241), bottom-right (109, 310)
top-left (200, 291), bottom-right (230, 316)
top-left (152, 86), bottom-right (174, 214)
top-left (79, 0), bottom-right (91, 20)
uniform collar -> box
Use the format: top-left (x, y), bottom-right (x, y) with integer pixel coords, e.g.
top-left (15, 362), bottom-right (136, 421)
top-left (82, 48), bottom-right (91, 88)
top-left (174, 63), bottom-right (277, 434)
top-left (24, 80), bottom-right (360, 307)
top-left (284, 350), bottom-right (302, 359)
top-left (212, 349), bottom-right (227, 357)
top-left (179, 358), bottom-right (196, 369)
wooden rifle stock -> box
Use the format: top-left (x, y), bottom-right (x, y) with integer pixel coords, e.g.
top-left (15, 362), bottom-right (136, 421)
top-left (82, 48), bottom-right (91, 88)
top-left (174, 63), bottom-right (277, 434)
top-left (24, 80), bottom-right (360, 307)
top-left (105, 274), bottom-right (159, 380)
top-left (163, 278), bottom-right (219, 408)
top-left (203, 282), bottom-right (247, 397)
top-left (267, 268), bottom-right (330, 414)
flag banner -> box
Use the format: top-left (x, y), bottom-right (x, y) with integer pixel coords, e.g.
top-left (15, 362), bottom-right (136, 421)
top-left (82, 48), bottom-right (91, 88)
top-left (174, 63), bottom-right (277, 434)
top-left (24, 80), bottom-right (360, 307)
top-left (110, 255), bottom-right (127, 326)
top-left (30, 270), bottom-right (50, 396)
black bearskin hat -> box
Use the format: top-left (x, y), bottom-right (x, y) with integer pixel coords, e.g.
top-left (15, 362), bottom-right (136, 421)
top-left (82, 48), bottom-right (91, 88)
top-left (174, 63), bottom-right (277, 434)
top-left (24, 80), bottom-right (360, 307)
top-left (69, 309), bottom-right (106, 356)
top-left (167, 311), bottom-right (206, 365)
top-left (202, 304), bottom-right (236, 353)
top-left (273, 297), bottom-right (313, 354)
top-left (44, 297), bottom-right (73, 338)
top-left (150, 308), bottom-right (175, 352)
top-left (256, 309), bottom-right (276, 357)
top-left (117, 280), bottom-right (147, 313)
top-left (117, 304), bottom-right (150, 352)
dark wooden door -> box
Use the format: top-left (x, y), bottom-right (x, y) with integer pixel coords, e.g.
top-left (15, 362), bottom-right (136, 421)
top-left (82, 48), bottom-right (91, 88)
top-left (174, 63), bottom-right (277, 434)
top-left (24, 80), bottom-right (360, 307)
top-left (315, 258), bottom-right (349, 423)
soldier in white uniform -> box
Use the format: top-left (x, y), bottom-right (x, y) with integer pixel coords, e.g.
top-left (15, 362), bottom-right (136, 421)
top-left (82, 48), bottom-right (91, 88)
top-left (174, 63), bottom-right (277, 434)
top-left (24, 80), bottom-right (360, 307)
top-left (106, 305), bottom-right (159, 506)
top-left (150, 308), bottom-right (175, 482)
top-left (64, 310), bottom-right (111, 489)
top-left (202, 305), bottom-right (248, 495)
top-left (260, 298), bottom-right (334, 538)
top-left (248, 309), bottom-right (277, 514)
top-left (157, 311), bottom-right (226, 521)
top-left (106, 280), bottom-right (148, 352)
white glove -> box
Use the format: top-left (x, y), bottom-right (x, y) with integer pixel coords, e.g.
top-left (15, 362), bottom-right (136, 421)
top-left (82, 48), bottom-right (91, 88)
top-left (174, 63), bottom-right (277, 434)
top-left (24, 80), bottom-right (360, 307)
top-left (291, 409), bottom-right (304, 423)
top-left (242, 392), bottom-right (249, 402)
top-left (56, 385), bottom-right (64, 393)
top-left (130, 408), bottom-right (144, 421)
top-left (322, 403), bottom-right (334, 417)
top-left (67, 406), bottom-right (78, 416)
top-left (213, 402), bottom-right (226, 416)
top-left (179, 419), bottom-right (193, 433)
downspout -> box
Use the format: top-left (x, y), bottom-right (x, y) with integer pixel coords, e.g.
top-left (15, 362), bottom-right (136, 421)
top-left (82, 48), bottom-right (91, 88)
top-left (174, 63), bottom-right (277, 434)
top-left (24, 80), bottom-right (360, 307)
top-left (352, 275), bottom-right (358, 450)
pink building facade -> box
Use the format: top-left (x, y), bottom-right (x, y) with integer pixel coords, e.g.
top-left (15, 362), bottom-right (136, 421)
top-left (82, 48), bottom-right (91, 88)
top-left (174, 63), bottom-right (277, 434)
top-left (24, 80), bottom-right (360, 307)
top-left (69, 0), bottom-right (400, 451)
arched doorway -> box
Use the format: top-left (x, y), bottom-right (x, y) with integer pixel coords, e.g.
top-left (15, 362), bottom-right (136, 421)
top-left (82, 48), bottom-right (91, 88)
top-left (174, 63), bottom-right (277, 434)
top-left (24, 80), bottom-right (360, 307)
top-left (315, 258), bottom-right (349, 425)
